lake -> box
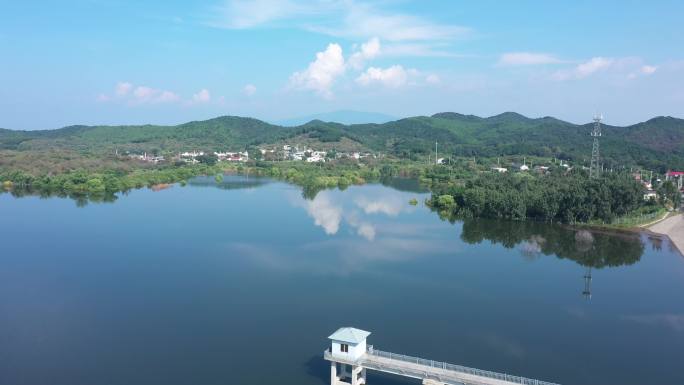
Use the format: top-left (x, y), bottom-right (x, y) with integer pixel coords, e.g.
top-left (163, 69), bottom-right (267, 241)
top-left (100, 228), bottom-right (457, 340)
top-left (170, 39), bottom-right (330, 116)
top-left (1, 176), bottom-right (683, 385)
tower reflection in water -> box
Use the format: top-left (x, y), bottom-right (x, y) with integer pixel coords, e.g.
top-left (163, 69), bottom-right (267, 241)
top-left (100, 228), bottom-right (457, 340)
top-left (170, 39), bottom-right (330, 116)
top-left (459, 219), bottom-right (646, 300)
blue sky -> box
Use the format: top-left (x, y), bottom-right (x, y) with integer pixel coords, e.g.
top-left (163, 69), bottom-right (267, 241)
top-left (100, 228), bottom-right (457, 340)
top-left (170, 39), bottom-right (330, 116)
top-left (1, 0), bottom-right (683, 129)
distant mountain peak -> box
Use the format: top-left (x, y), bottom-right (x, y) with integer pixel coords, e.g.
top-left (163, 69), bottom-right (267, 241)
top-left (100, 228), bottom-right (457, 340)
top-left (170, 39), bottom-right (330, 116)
top-left (275, 110), bottom-right (397, 126)
top-left (488, 111), bottom-right (531, 121)
top-left (303, 119), bottom-right (326, 126)
top-left (645, 116), bottom-right (681, 124)
top-left (431, 112), bottom-right (483, 121)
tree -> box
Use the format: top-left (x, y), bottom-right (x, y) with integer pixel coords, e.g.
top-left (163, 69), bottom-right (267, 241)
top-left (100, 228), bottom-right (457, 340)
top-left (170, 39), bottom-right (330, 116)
top-left (658, 181), bottom-right (681, 208)
top-left (196, 153), bottom-right (218, 165)
top-left (86, 178), bottom-right (105, 194)
top-left (247, 146), bottom-right (263, 161)
top-left (436, 194), bottom-right (455, 208)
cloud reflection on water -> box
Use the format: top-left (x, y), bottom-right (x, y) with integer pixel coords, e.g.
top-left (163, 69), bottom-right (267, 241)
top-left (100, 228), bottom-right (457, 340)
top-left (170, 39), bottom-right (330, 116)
top-left (298, 192), bottom-right (342, 235)
top-left (292, 187), bottom-right (421, 242)
top-left (224, 185), bottom-right (454, 274)
top-left (621, 313), bottom-right (684, 333)
top-left (354, 195), bottom-right (414, 217)
top-left (224, 235), bottom-right (458, 276)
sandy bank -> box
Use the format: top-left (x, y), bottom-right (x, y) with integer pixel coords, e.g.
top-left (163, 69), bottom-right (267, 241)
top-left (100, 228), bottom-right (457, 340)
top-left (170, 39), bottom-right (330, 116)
top-left (649, 213), bottom-right (684, 256)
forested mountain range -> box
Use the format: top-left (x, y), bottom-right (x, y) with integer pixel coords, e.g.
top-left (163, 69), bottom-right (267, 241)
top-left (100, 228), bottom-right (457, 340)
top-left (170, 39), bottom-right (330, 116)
top-left (1, 112), bottom-right (683, 171)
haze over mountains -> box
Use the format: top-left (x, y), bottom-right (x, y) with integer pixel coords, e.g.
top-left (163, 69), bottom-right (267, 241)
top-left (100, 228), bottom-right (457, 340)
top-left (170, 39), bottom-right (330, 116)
top-left (1, 112), bottom-right (683, 171)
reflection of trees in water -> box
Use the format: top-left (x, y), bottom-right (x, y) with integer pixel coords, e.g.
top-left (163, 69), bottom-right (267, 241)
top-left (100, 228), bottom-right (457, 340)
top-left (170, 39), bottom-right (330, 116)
top-left (188, 176), bottom-right (269, 191)
top-left (380, 177), bottom-right (429, 193)
top-left (302, 177), bottom-right (426, 201)
top-left (302, 185), bottom-right (323, 200)
top-left (6, 187), bottom-right (118, 207)
top-left (460, 219), bottom-right (644, 268)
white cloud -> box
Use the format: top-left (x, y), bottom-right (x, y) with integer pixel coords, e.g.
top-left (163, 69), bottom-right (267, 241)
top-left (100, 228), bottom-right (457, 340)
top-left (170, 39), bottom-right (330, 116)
top-left (130, 86), bottom-right (180, 104)
top-left (307, 2), bottom-right (470, 42)
top-left (192, 88), bottom-right (211, 103)
top-left (290, 43), bottom-right (346, 98)
top-left (133, 86), bottom-right (156, 101)
top-left (552, 57), bottom-right (660, 81)
top-left (158, 90), bottom-right (181, 103)
top-left (576, 57), bottom-right (614, 78)
top-left (498, 52), bottom-right (562, 66)
top-left (209, 0), bottom-right (470, 44)
top-left (243, 84), bottom-right (257, 96)
top-left (355, 65), bottom-right (439, 88)
top-left (641, 65), bottom-right (657, 75)
top-left (209, 0), bottom-right (310, 29)
top-left (426, 74), bottom-right (441, 84)
top-left (380, 43), bottom-right (464, 58)
top-left (553, 57), bottom-right (614, 80)
top-left (115, 82), bottom-right (132, 96)
top-left (348, 37), bottom-right (381, 70)
top-left (99, 82), bottom-right (181, 105)
top-left (627, 64), bottom-right (658, 79)
top-left (356, 65), bottom-right (409, 88)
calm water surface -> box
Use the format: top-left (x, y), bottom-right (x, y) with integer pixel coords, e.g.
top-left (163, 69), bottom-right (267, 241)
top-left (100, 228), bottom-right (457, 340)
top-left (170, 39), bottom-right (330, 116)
top-left (1, 176), bottom-right (683, 385)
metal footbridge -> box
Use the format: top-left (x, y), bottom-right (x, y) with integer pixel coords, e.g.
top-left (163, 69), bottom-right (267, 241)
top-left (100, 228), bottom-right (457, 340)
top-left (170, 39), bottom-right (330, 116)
top-left (324, 345), bottom-right (560, 385)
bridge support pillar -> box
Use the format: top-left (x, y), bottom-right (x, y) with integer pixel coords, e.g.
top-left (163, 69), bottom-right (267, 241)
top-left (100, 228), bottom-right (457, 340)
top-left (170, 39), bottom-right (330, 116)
top-left (331, 362), bottom-right (337, 385)
top-left (350, 365), bottom-right (366, 385)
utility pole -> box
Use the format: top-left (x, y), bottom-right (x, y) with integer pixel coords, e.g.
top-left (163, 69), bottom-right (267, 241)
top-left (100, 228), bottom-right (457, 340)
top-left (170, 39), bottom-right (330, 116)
top-left (435, 141), bottom-right (438, 165)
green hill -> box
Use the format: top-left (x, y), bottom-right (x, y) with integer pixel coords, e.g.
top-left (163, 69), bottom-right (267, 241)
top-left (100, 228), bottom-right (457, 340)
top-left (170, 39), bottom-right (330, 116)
top-left (2, 112), bottom-right (683, 171)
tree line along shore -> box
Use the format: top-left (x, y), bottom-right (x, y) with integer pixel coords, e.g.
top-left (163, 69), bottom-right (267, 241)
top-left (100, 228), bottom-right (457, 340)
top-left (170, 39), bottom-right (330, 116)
top-left (2, 112), bottom-right (682, 224)
top-left (1, 154), bottom-right (680, 227)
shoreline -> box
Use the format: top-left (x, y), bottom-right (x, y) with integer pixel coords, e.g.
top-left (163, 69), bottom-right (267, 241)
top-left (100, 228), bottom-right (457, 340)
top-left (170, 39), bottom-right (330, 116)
top-left (647, 212), bottom-right (684, 256)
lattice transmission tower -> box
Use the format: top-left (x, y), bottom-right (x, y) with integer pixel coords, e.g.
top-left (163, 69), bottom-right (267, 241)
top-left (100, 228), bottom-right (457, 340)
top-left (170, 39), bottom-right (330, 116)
top-left (589, 114), bottom-right (602, 179)
top-left (582, 267), bottom-right (592, 300)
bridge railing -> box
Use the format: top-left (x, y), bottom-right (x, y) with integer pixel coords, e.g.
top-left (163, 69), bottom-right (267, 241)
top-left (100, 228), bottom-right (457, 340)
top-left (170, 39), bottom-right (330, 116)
top-left (366, 346), bottom-right (560, 385)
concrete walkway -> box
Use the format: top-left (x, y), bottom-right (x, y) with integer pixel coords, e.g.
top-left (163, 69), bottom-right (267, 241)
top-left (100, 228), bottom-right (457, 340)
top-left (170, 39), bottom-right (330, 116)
top-left (649, 213), bottom-right (684, 256)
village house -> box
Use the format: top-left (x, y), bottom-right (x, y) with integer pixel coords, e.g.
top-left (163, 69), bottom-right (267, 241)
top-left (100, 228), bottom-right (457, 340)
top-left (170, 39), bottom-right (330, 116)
top-left (643, 190), bottom-right (658, 201)
top-left (532, 166), bottom-right (550, 174)
top-left (215, 151), bottom-right (248, 162)
top-left (665, 171), bottom-right (684, 190)
top-left (129, 152), bottom-right (164, 163)
top-left (292, 151), bottom-right (306, 161)
top-left (306, 151), bottom-right (327, 163)
top-left (181, 151), bottom-right (204, 158)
